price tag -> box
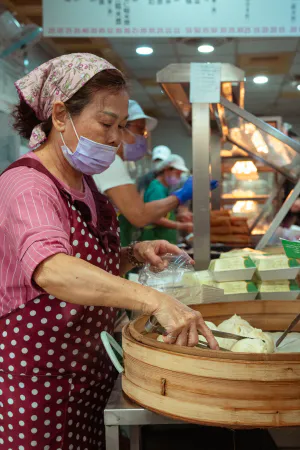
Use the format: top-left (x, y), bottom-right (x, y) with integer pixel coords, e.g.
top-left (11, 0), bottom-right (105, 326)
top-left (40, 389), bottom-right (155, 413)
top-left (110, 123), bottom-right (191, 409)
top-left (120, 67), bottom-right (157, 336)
top-left (190, 63), bottom-right (221, 104)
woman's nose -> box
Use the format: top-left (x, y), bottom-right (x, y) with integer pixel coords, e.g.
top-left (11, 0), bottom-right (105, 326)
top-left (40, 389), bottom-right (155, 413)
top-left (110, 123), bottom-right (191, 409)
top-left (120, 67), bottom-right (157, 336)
top-left (107, 127), bottom-right (123, 147)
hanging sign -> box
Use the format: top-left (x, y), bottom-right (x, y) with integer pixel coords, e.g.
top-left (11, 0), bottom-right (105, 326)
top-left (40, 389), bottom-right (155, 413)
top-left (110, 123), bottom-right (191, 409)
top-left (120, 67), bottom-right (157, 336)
top-left (190, 63), bottom-right (221, 103)
top-left (43, 0), bottom-right (300, 38)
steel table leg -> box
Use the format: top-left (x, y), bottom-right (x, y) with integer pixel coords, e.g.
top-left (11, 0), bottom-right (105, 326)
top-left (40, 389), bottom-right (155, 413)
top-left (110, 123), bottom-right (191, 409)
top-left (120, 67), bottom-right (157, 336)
top-left (105, 425), bottom-right (120, 450)
top-left (130, 426), bottom-right (141, 450)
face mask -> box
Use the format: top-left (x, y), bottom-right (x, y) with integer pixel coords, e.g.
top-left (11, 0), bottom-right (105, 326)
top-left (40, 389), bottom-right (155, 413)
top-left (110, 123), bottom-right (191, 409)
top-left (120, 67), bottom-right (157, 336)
top-left (61, 115), bottom-right (118, 175)
top-left (123, 133), bottom-right (148, 162)
top-left (165, 175), bottom-right (180, 187)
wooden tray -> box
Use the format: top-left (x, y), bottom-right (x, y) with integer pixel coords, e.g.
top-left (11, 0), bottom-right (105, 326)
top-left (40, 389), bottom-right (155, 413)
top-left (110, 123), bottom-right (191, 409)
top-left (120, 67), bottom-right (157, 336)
top-left (122, 300), bottom-right (300, 429)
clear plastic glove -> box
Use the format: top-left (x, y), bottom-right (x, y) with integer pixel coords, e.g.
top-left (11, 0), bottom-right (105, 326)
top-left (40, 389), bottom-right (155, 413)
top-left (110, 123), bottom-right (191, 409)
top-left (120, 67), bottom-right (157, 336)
top-left (152, 294), bottom-right (219, 349)
top-left (172, 176), bottom-right (193, 204)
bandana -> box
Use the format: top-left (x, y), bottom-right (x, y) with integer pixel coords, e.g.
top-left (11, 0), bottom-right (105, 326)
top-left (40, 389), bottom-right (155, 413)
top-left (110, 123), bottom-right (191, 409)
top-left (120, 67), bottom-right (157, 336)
top-left (15, 53), bottom-right (118, 149)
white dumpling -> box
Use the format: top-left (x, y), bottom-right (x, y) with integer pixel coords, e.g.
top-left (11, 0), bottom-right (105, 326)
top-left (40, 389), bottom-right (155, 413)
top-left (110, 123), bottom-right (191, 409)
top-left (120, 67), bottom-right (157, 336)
top-left (198, 321), bottom-right (234, 350)
top-left (248, 329), bottom-right (274, 353)
top-left (231, 338), bottom-right (270, 353)
top-left (217, 315), bottom-right (253, 349)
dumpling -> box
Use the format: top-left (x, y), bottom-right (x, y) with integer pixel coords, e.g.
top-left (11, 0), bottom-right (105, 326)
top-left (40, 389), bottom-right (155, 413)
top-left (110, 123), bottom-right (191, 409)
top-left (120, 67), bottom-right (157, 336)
top-left (247, 329), bottom-right (274, 353)
top-left (217, 314), bottom-right (254, 349)
top-left (231, 338), bottom-right (270, 354)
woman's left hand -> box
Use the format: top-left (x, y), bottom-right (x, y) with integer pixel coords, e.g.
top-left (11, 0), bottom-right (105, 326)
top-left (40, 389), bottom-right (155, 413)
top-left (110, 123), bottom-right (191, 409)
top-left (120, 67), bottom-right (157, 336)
top-left (133, 240), bottom-right (194, 271)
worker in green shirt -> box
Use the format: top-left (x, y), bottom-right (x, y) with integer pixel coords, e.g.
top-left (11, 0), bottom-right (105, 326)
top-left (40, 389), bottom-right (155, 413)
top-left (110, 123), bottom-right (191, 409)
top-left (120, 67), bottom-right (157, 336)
top-left (141, 154), bottom-right (193, 244)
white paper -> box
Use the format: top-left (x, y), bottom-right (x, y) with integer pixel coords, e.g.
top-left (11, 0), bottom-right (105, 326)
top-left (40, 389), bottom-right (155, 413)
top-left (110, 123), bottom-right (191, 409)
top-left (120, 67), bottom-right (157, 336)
top-left (190, 63), bottom-right (221, 104)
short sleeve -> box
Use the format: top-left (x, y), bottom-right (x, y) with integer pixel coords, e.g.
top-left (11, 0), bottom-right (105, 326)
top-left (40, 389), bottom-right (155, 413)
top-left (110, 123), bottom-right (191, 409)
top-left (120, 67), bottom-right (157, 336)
top-left (9, 187), bottom-right (72, 284)
top-left (93, 155), bottom-right (134, 194)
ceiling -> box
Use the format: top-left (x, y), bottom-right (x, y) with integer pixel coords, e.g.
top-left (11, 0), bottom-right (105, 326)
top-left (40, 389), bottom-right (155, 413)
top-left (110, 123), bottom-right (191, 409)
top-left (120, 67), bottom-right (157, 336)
top-left (2, 0), bottom-right (300, 124)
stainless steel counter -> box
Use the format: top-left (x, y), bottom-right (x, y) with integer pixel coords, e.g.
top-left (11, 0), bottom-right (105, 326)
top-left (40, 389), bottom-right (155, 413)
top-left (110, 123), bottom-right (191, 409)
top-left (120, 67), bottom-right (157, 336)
top-left (104, 376), bottom-right (182, 450)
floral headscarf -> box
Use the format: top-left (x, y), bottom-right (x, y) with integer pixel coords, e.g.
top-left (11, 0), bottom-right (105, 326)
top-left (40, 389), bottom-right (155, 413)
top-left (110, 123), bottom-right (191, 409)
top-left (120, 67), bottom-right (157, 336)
top-left (15, 53), bottom-right (118, 149)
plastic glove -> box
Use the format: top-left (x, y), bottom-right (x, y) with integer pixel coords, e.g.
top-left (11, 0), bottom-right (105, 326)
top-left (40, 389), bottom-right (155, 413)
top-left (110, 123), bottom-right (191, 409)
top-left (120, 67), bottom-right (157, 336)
top-left (210, 180), bottom-right (218, 190)
top-left (172, 176), bottom-right (193, 204)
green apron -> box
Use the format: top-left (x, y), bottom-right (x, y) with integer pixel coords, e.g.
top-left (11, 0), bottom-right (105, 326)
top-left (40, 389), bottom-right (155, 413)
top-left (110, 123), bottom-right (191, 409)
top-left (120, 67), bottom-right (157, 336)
top-left (118, 213), bottom-right (138, 247)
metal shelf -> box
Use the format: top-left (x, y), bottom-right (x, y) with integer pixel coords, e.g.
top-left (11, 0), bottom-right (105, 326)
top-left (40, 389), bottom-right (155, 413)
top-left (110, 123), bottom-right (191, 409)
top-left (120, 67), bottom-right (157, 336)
top-left (221, 195), bottom-right (269, 204)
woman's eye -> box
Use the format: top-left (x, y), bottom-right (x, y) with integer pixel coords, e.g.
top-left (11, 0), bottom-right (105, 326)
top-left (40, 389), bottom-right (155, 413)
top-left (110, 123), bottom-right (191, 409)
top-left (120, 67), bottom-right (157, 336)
top-left (102, 123), bottom-right (111, 128)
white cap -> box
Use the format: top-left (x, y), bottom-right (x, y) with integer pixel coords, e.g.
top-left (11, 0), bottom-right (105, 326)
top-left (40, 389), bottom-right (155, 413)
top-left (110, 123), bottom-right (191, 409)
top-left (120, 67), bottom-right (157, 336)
top-left (157, 154), bottom-right (189, 172)
top-left (152, 145), bottom-right (172, 161)
top-left (128, 100), bottom-right (158, 131)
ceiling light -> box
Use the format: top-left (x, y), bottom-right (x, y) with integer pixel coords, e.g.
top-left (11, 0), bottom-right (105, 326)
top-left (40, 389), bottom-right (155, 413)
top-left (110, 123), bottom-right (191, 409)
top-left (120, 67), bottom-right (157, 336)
top-left (253, 75), bottom-right (268, 84)
top-left (297, 84), bottom-right (300, 91)
top-left (198, 44), bottom-right (214, 53)
top-left (136, 46), bottom-right (153, 56)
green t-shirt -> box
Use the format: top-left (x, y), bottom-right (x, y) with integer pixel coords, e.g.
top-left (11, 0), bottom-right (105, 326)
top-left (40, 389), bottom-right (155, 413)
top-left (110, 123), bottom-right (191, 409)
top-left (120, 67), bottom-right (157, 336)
top-left (140, 179), bottom-right (177, 244)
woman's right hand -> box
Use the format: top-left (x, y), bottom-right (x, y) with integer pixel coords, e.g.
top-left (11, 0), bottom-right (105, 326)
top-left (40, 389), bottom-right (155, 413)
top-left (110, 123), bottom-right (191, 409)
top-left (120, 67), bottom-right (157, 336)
top-left (151, 293), bottom-right (219, 350)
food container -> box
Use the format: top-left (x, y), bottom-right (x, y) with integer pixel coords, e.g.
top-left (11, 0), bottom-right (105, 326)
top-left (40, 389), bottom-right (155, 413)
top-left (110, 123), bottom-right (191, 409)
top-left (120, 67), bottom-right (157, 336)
top-left (218, 281), bottom-right (258, 302)
top-left (253, 255), bottom-right (300, 281)
top-left (122, 301), bottom-right (300, 428)
top-left (209, 256), bottom-right (256, 282)
top-left (258, 280), bottom-right (300, 300)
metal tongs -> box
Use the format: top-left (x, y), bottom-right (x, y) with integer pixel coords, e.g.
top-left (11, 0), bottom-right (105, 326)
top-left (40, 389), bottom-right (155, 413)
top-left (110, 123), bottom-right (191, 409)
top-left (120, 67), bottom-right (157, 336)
top-left (276, 312), bottom-right (300, 348)
top-left (143, 316), bottom-right (257, 352)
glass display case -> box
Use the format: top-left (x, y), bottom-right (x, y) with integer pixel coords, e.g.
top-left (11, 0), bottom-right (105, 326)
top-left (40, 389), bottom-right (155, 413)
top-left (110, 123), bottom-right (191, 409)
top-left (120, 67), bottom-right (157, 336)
top-left (157, 63), bottom-right (300, 268)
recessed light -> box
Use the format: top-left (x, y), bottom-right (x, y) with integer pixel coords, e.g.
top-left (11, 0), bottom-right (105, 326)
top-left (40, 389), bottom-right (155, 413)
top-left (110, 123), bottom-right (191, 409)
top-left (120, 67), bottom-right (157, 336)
top-left (198, 44), bottom-right (215, 53)
top-left (136, 46), bottom-right (153, 56)
top-left (253, 75), bottom-right (269, 84)
top-left (297, 84), bottom-right (300, 91)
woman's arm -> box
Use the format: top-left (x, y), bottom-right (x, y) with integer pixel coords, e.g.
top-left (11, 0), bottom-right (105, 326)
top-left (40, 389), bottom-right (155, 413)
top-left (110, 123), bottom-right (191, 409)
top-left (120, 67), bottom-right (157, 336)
top-left (33, 252), bottom-right (218, 349)
top-left (34, 253), bottom-right (157, 312)
top-left (154, 217), bottom-right (193, 233)
top-left (106, 184), bottom-right (178, 227)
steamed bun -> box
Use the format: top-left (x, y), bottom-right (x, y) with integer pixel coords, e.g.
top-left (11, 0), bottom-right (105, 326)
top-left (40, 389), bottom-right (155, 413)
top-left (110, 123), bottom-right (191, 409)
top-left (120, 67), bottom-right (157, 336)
top-left (231, 338), bottom-right (270, 354)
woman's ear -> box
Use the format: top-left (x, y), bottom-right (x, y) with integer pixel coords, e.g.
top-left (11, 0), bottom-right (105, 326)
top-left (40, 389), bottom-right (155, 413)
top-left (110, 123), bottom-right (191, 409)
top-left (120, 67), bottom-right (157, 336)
top-left (52, 102), bottom-right (68, 132)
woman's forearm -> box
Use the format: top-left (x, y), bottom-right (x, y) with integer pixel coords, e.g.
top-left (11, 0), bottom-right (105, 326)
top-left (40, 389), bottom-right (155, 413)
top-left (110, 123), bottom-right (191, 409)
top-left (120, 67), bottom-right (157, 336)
top-left (34, 253), bottom-right (159, 313)
top-left (154, 217), bottom-right (179, 229)
top-left (143, 196), bottom-right (178, 224)
top-left (106, 185), bottom-right (179, 227)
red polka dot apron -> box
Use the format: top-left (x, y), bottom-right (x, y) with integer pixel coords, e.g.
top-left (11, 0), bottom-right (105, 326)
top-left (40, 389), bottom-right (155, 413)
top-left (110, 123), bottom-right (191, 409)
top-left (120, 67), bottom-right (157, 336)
top-left (0, 158), bottom-right (121, 449)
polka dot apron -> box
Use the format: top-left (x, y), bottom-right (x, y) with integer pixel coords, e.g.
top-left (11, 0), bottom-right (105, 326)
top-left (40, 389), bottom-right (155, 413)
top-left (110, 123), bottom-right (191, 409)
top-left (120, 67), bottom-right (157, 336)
top-left (0, 158), bottom-right (121, 450)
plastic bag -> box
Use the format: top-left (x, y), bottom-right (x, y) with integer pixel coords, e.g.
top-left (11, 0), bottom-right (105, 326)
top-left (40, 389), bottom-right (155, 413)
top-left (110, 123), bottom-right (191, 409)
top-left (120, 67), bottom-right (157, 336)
top-left (138, 253), bottom-right (202, 306)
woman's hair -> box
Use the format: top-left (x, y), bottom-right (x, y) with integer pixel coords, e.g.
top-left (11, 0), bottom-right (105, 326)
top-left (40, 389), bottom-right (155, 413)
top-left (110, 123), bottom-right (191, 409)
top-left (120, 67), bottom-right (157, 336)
top-left (12, 69), bottom-right (127, 140)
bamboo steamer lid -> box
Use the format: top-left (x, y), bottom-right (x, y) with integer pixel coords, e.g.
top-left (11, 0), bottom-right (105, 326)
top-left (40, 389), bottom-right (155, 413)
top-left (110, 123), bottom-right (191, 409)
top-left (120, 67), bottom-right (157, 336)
top-left (122, 300), bottom-right (300, 428)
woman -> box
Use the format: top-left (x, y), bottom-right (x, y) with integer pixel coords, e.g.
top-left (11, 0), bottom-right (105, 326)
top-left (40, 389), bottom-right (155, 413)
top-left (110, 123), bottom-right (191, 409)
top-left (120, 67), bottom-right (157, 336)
top-left (0, 53), bottom-right (217, 450)
top-left (93, 100), bottom-right (193, 246)
top-left (141, 154), bottom-right (193, 244)
top-left (137, 144), bottom-right (172, 195)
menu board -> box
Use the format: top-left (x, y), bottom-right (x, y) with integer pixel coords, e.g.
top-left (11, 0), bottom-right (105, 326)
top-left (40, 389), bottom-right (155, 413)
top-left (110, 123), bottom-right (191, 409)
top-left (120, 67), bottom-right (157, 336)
top-left (43, 0), bottom-right (300, 37)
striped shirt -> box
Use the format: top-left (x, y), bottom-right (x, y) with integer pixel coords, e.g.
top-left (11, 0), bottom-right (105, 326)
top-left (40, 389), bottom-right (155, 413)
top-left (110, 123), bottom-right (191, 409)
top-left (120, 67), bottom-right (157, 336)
top-left (0, 152), bottom-right (97, 317)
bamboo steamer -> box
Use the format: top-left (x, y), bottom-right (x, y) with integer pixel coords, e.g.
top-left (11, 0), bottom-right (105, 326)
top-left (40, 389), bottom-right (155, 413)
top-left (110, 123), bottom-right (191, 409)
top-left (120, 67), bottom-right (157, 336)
top-left (122, 300), bottom-right (300, 429)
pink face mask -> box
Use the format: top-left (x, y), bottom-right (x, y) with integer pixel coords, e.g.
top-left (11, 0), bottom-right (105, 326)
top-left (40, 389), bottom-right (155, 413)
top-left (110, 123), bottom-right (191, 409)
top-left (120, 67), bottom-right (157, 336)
top-left (166, 175), bottom-right (180, 187)
top-left (61, 115), bottom-right (118, 175)
top-left (123, 132), bottom-right (148, 161)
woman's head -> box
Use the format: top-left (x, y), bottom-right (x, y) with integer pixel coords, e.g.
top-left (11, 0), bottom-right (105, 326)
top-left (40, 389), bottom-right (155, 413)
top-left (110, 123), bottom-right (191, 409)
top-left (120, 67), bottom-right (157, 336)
top-left (118, 100), bottom-right (157, 161)
top-left (157, 154), bottom-right (189, 187)
top-left (13, 53), bottom-right (129, 151)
